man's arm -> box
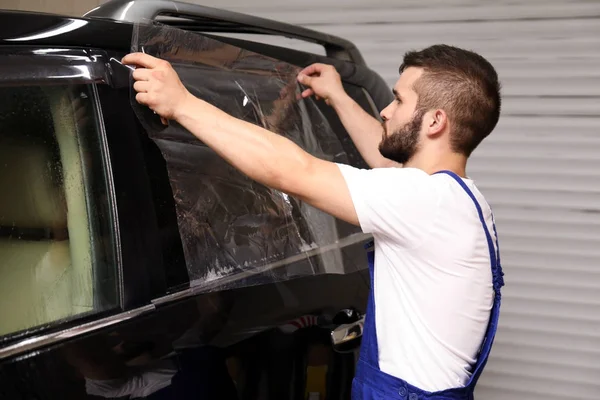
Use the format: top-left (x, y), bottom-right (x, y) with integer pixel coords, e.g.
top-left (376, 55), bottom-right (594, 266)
top-left (177, 96), bottom-right (359, 226)
top-left (122, 53), bottom-right (359, 226)
top-left (298, 64), bottom-right (400, 169)
top-left (331, 92), bottom-right (399, 169)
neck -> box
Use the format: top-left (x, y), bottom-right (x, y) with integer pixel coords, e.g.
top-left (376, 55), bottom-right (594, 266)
top-left (403, 150), bottom-right (468, 178)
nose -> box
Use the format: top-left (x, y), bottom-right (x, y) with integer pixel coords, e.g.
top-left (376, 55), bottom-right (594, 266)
top-left (380, 102), bottom-right (392, 121)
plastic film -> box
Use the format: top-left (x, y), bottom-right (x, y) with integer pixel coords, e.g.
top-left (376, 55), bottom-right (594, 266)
top-left (131, 23), bottom-right (371, 292)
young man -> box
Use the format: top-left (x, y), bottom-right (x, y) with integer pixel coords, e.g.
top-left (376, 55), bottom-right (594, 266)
top-left (123, 43), bottom-right (504, 400)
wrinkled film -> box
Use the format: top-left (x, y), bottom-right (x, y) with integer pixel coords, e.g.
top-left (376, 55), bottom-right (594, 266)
top-left (130, 22), bottom-right (370, 292)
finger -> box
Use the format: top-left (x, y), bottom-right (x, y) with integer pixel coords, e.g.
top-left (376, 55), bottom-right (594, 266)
top-left (299, 63), bottom-right (325, 76)
top-left (122, 53), bottom-right (162, 69)
top-left (132, 68), bottom-right (152, 81)
top-left (133, 81), bottom-right (151, 93)
top-left (135, 92), bottom-right (150, 105)
top-left (301, 88), bottom-right (314, 98)
top-left (297, 73), bottom-right (313, 86)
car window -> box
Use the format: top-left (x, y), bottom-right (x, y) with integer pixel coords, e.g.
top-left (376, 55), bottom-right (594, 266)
top-left (0, 84), bottom-right (118, 338)
top-left (131, 24), bottom-right (370, 294)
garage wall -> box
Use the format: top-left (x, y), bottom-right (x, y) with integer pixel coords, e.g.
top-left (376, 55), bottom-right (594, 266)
top-left (186, 1), bottom-right (600, 399)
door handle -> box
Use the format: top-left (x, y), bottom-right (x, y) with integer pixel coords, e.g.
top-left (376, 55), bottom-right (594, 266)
top-left (331, 316), bottom-right (364, 353)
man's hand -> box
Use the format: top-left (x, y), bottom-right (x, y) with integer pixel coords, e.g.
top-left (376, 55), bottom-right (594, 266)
top-left (122, 53), bottom-right (191, 121)
top-left (298, 63), bottom-right (398, 169)
top-left (297, 63), bottom-right (347, 107)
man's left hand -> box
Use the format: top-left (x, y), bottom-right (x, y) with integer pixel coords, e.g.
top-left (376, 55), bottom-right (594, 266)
top-left (122, 53), bottom-right (191, 121)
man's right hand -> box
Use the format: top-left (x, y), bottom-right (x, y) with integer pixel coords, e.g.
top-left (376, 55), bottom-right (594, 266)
top-left (297, 63), bottom-right (347, 107)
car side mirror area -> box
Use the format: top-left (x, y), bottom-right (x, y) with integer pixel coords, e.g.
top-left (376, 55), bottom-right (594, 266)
top-left (331, 313), bottom-right (364, 354)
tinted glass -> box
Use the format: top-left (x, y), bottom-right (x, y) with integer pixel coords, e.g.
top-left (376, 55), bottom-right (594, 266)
top-left (0, 84), bottom-right (118, 337)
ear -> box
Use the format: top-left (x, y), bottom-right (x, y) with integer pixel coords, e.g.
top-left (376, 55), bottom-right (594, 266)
top-left (425, 109), bottom-right (447, 138)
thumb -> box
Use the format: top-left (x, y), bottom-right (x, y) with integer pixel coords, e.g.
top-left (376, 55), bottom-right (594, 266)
top-left (297, 73), bottom-right (312, 86)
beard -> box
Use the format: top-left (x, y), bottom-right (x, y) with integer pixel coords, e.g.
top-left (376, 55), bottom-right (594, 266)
top-left (378, 109), bottom-right (425, 164)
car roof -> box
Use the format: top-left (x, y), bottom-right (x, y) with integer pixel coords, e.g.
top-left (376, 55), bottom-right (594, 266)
top-left (0, 10), bottom-right (134, 51)
top-left (0, 1), bottom-right (364, 65)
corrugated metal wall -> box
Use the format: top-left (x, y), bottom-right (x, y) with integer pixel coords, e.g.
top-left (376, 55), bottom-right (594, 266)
top-left (194, 1), bottom-right (600, 399)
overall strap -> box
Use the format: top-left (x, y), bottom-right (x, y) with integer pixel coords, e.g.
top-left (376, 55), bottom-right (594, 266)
top-left (433, 170), bottom-right (505, 388)
top-left (359, 240), bottom-right (380, 368)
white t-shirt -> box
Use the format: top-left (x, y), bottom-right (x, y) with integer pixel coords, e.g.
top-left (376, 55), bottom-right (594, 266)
top-left (337, 164), bottom-right (495, 392)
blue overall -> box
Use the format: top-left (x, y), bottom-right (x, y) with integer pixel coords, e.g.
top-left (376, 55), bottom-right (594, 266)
top-left (352, 170), bottom-right (505, 400)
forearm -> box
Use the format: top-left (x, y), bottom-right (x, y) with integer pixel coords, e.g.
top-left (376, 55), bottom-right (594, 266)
top-left (332, 93), bottom-right (399, 169)
top-left (175, 94), bottom-right (310, 193)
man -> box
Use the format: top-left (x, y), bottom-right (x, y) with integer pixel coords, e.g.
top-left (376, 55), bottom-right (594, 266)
top-left (123, 43), bottom-right (504, 400)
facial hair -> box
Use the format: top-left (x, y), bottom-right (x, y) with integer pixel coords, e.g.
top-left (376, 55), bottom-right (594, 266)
top-left (378, 109), bottom-right (426, 165)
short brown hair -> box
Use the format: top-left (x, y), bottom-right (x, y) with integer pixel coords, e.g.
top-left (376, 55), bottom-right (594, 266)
top-left (400, 45), bottom-right (501, 156)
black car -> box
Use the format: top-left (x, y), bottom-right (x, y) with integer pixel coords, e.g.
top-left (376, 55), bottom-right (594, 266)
top-left (0, 1), bottom-right (392, 398)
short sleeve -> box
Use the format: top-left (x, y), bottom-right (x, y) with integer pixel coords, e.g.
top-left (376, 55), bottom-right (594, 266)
top-left (337, 163), bottom-right (440, 246)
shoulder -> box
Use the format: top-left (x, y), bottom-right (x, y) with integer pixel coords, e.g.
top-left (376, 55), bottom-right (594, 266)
top-left (335, 164), bottom-right (445, 244)
top-left (337, 164), bottom-right (443, 212)
top-left (430, 174), bottom-right (494, 225)
top-left (336, 164), bottom-right (454, 208)
top-left (430, 173), bottom-right (477, 200)
top-left (337, 164), bottom-right (433, 188)
top-left (337, 164), bottom-right (430, 177)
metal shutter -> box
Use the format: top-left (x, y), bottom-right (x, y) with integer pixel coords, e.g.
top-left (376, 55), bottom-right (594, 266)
top-left (196, 1), bottom-right (600, 398)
